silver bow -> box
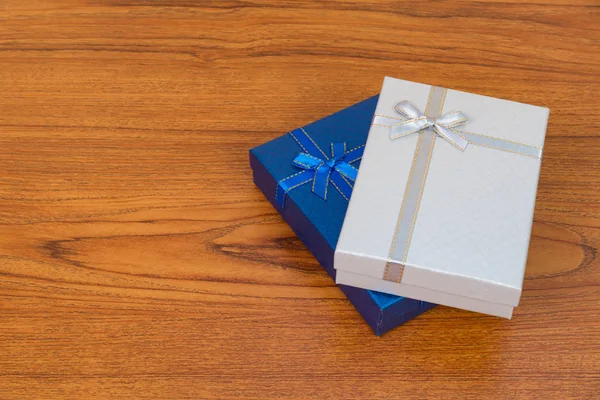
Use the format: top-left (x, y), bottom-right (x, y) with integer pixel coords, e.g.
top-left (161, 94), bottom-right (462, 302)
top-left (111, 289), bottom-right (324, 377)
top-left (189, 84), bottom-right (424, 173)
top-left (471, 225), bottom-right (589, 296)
top-left (391, 101), bottom-right (469, 151)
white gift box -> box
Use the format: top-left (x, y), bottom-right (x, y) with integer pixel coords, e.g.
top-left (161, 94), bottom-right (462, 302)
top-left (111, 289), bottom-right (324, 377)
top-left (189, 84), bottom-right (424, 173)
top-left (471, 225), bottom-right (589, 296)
top-left (334, 77), bottom-right (549, 318)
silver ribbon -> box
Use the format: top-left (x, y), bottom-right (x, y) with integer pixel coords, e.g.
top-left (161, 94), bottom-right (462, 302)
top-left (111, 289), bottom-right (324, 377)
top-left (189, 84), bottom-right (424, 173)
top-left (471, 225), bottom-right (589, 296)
top-left (372, 87), bottom-right (543, 284)
top-left (390, 101), bottom-right (469, 151)
top-left (372, 103), bottom-right (543, 158)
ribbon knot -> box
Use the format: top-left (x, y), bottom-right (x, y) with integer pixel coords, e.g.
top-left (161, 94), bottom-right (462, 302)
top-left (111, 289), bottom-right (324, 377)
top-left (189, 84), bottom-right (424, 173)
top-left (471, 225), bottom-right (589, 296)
top-left (325, 158), bottom-right (337, 169)
top-left (275, 128), bottom-right (364, 208)
top-left (391, 101), bottom-right (470, 151)
top-left (292, 142), bottom-right (358, 201)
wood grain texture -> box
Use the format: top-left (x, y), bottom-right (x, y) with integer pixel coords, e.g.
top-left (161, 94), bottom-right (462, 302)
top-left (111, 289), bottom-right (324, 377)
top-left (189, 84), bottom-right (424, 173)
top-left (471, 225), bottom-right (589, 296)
top-left (1, 1), bottom-right (599, 399)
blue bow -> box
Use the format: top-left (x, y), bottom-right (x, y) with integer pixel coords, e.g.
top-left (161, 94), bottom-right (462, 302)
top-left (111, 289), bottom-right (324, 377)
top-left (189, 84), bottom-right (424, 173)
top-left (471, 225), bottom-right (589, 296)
top-left (275, 128), bottom-right (364, 207)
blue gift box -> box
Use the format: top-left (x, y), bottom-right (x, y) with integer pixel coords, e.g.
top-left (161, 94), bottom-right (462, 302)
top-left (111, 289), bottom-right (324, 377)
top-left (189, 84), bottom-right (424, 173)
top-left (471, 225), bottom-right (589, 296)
top-left (249, 96), bottom-right (435, 335)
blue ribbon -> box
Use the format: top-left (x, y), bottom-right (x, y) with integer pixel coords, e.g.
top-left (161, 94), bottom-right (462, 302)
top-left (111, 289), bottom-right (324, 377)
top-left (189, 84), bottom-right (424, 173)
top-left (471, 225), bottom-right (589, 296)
top-left (275, 128), bottom-right (364, 207)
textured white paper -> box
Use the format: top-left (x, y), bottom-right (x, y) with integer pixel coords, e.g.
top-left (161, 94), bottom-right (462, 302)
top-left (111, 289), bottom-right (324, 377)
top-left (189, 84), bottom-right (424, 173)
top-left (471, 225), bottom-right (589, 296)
top-left (334, 77), bottom-right (549, 317)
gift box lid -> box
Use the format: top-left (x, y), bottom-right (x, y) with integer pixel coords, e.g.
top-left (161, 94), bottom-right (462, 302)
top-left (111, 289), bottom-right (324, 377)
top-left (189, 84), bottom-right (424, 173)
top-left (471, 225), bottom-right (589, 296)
top-left (334, 77), bottom-right (550, 318)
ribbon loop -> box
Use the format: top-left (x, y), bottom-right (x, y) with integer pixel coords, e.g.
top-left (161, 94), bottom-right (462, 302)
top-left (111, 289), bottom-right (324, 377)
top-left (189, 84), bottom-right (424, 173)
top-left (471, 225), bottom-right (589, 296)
top-left (391, 102), bottom-right (470, 151)
top-left (292, 153), bottom-right (324, 170)
top-left (334, 161), bottom-right (358, 181)
top-left (436, 111), bottom-right (468, 127)
top-left (393, 101), bottom-right (423, 119)
top-left (391, 117), bottom-right (430, 139)
top-left (275, 128), bottom-right (364, 207)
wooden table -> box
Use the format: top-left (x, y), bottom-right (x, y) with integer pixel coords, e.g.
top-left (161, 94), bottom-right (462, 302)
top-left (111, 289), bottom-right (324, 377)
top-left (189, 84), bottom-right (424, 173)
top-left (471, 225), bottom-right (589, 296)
top-left (1, 1), bottom-right (599, 399)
